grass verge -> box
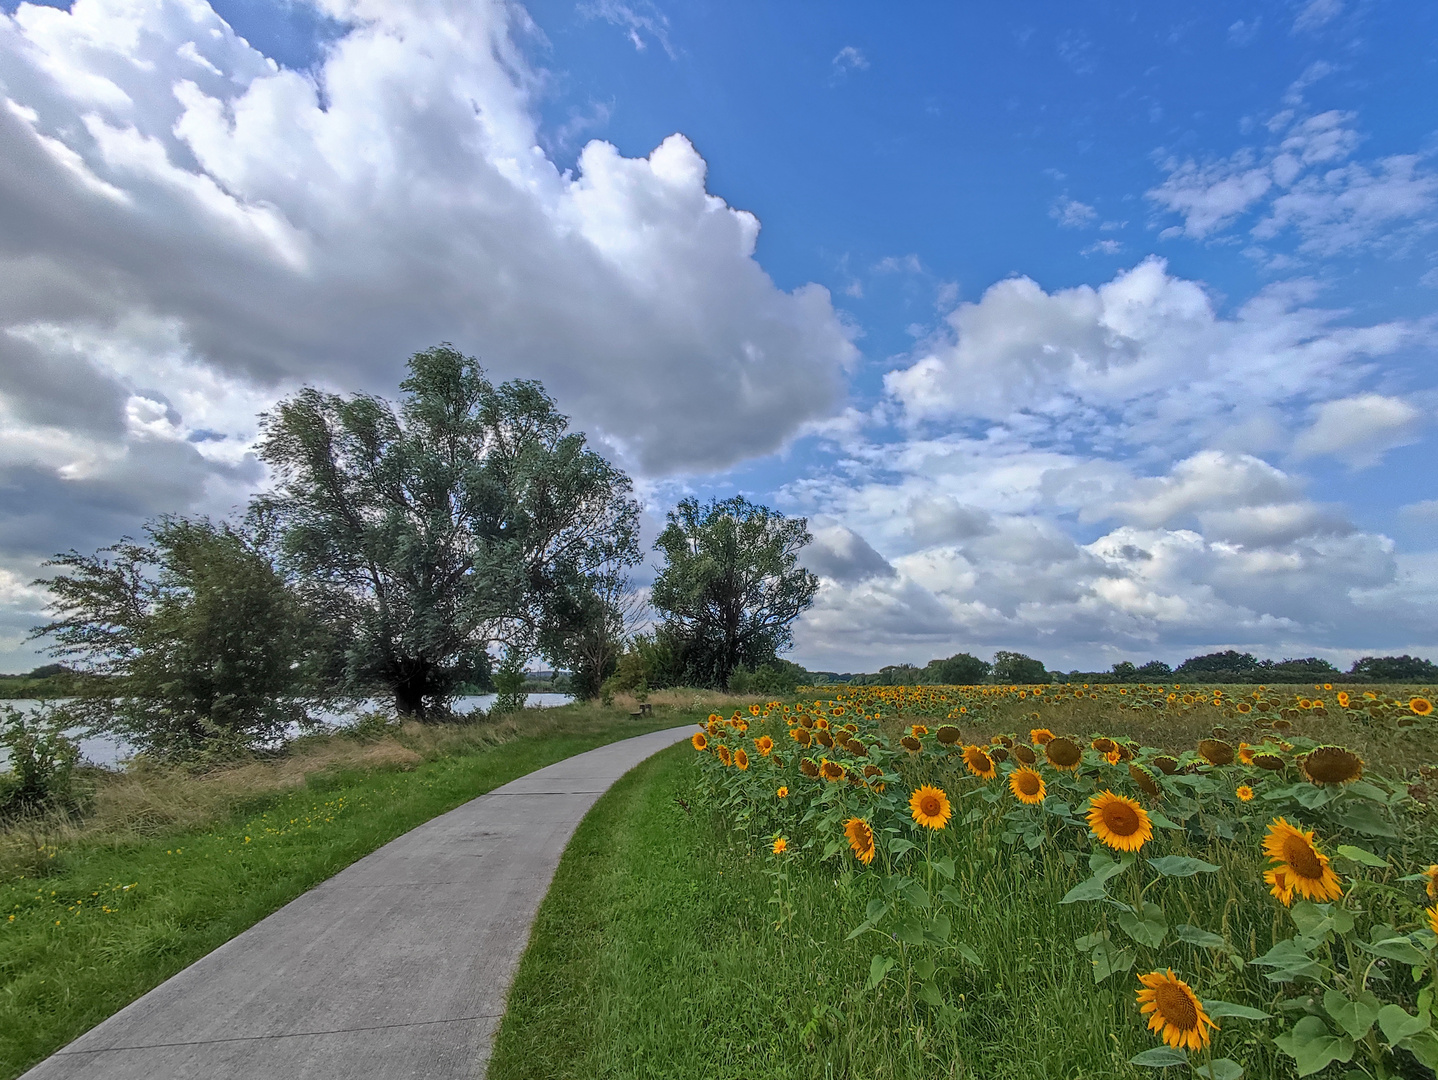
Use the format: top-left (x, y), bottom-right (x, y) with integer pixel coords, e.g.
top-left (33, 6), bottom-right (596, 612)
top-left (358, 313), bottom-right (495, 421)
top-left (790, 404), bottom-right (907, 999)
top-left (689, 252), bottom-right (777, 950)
top-left (0, 702), bottom-right (700, 1080)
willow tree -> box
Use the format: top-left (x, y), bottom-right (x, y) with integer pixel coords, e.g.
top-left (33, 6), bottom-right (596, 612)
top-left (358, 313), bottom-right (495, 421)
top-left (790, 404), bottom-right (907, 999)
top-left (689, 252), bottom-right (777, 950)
top-left (651, 496), bottom-right (818, 689)
top-left (255, 345), bottom-right (640, 717)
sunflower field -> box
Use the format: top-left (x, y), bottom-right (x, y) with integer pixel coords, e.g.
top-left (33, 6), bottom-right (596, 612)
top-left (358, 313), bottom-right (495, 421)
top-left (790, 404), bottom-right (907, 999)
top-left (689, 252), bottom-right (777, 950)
top-left (688, 682), bottom-right (1438, 1079)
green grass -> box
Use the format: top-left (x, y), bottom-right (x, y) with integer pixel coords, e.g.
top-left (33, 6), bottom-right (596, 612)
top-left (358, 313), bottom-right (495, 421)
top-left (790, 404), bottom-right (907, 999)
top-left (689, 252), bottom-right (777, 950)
top-left (491, 744), bottom-right (1321, 1080)
top-left (0, 706), bottom-right (686, 1080)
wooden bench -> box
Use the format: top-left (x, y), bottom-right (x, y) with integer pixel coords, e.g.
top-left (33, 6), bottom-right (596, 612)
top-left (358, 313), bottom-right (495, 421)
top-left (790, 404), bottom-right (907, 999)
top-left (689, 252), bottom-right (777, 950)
top-left (630, 703), bottom-right (653, 717)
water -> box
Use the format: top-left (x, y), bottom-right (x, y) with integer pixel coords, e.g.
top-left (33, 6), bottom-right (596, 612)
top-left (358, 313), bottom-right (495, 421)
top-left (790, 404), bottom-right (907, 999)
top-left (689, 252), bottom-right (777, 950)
top-left (0, 693), bottom-right (574, 770)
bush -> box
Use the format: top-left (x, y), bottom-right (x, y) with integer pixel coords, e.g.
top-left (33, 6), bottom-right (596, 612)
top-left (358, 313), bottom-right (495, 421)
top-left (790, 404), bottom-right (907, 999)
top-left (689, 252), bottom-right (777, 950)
top-left (0, 704), bottom-right (85, 820)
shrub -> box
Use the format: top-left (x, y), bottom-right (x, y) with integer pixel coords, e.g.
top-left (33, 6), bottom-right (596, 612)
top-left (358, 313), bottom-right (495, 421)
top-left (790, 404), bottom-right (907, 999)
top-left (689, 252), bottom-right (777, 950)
top-left (0, 704), bottom-right (85, 820)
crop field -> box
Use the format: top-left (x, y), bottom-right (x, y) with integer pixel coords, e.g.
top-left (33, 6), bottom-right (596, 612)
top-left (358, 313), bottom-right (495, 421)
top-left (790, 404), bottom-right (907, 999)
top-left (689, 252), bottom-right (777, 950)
top-left (496, 682), bottom-right (1438, 1080)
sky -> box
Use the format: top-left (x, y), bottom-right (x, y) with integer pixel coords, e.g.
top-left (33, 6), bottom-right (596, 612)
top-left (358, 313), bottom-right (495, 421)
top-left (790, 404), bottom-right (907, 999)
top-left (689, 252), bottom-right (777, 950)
top-left (0, 0), bottom-right (1435, 675)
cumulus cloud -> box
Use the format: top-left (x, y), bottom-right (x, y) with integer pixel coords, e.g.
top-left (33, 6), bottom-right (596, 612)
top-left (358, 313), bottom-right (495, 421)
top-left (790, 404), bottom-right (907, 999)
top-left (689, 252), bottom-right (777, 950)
top-left (1050, 196), bottom-right (1097, 229)
top-left (800, 521), bottom-right (896, 583)
top-left (1292, 393), bottom-right (1422, 468)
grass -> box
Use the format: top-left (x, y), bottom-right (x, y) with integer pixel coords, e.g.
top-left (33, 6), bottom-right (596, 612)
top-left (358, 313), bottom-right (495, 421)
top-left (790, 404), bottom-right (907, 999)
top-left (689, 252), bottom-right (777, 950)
top-left (0, 698), bottom-right (723, 1080)
top-left (489, 687), bottom-right (1438, 1080)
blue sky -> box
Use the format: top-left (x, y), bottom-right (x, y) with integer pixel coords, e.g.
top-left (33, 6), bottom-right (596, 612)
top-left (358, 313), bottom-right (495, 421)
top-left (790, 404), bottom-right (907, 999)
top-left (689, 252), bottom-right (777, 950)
top-left (0, 0), bottom-right (1434, 673)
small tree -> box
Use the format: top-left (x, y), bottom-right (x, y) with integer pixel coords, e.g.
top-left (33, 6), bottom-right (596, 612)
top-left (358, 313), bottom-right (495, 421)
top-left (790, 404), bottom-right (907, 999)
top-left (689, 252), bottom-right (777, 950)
top-left (31, 518), bottom-right (316, 758)
top-left (1136, 660), bottom-right (1173, 680)
top-left (1350, 655), bottom-right (1438, 681)
top-left (563, 572), bottom-right (646, 701)
top-left (651, 497), bottom-right (818, 689)
top-left (921, 653), bottom-right (991, 685)
top-left (992, 651), bottom-right (1049, 684)
top-left (1111, 661), bottom-right (1137, 681)
top-left (256, 346), bottom-right (640, 717)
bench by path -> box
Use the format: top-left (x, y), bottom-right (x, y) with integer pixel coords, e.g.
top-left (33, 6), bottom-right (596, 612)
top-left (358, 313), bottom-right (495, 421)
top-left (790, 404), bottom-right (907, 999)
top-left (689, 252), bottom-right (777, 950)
top-left (22, 724), bottom-right (698, 1080)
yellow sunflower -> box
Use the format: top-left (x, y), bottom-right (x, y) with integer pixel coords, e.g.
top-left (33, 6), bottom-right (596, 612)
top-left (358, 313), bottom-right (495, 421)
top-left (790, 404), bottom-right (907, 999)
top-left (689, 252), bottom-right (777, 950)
top-left (1428, 906), bottom-right (1438, 937)
top-left (716, 745), bottom-right (732, 767)
top-left (844, 817), bottom-right (876, 864)
top-left (962, 744), bottom-right (997, 780)
top-left (1262, 818), bottom-right (1343, 905)
top-left (1031, 727), bottom-right (1056, 745)
top-left (1197, 739), bottom-right (1234, 766)
top-left (1087, 790), bottom-right (1153, 853)
top-left (777, 786), bottom-right (789, 798)
top-left (1412, 697), bottom-right (1434, 717)
top-left (755, 735), bottom-right (774, 756)
top-left (899, 735), bottom-right (923, 754)
top-left (936, 724), bottom-right (962, 746)
top-left (1013, 744), bottom-right (1038, 765)
top-left (799, 757), bottom-right (820, 778)
top-left (1009, 766), bottom-right (1046, 805)
top-left (691, 731), bottom-right (708, 751)
top-left (791, 727), bottom-right (813, 747)
top-left (910, 724), bottom-right (929, 737)
top-left (1336, 691), bottom-right (1351, 708)
top-left (820, 759), bottom-right (846, 782)
top-left (1044, 737), bottom-right (1083, 772)
top-left (771, 837), bottom-right (788, 856)
top-left (734, 748), bottom-right (750, 771)
top-left (1236, 785), bottom-right (1255, 802)
top-left (1300, 746), bottom-right (1363, 786)
top-left (1136, 970), bottom-right (1217, 1051)
top-left (909, 785), bottom-right (952, 830)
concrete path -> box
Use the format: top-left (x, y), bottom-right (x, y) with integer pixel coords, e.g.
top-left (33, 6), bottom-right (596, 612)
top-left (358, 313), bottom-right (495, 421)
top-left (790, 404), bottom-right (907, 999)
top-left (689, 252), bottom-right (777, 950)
top-left (22, 723), bottom-right (698, 1080)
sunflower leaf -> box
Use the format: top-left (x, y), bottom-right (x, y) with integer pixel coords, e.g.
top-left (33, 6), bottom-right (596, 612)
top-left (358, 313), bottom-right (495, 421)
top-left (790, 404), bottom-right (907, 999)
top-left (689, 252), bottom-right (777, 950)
top-left (1060, 875), bottom-right (1113, 905)
top-left (1337, 803), bottom-right (1398, 838)
top-left (1148, 810), bottom-right (1184, 831)
top-left (864, 954), bottom-right (895, 991)
top-left (1323, 988), bottom-right (1381, 1040)
top-left (917, 981), bottom-right (944, 1008)
top-left (1118, 901), bottom-right (1167, 948)
top-left (1192, 1060), bottom-right (1244, 1080)
top-left (1129, 1046), bottom-right (1188, 1067)
top-left (1204, 999), bottom-right (1272, 1021)
top-left (930, 855), bottom-right (955, 880)
top-left (1399, 1029), bottom-right (1438, 1070)
top-left (1274, 1016), bottom-right (1355, 1076)
top-left (1377, 1004), bottom-right (1430, 1043)
top-left (1089, 937), bottom-right (1136, 983)
top-left (924, 913), bottom-right (951, 944)
top-left (1356, 928), bottom-right (1427, 968)
top-left (1148, 855), bottom-right (1221, 877)
top-left (954, 941), bottom-right (982, 967)
top-left (1251, 939), bottom-right (1326, 982)
top-left (1175, 924), bottom-right (1227, 949)
top-left (1346, 780), bottom-right (1392, 804)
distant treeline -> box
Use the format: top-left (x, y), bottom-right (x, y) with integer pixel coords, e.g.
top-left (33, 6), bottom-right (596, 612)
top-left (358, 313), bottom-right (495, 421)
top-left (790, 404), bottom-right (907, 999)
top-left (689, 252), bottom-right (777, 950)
top-left (0, 664), bottom-right (104, 699)
top-left (806, 650), bottom-right (1438, 687)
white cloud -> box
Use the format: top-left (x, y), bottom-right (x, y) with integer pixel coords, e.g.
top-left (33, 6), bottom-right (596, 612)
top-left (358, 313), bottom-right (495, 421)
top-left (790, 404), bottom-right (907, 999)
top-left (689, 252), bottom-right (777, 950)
top-left (580, 0), bottom-right (674, 56)
top-left (831, 46), bottom-right (869, 78)
top-left (1051, 196), bottom-right (1097, 229)
top-left (1293, 0), bottom-right (1342, 33)
top-left (1292, 393), bottom-right (1422, 467)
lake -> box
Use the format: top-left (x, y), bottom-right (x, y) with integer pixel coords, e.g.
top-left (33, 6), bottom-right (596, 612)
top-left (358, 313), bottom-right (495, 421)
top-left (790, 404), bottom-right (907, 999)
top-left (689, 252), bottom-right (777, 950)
top-left (0, 693), bottom-right (574, 770)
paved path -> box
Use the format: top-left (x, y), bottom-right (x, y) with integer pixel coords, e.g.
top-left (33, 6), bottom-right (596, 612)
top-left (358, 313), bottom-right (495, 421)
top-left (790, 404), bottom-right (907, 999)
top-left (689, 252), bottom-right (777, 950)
top-left (22, 724), bottom-right (698, 1080)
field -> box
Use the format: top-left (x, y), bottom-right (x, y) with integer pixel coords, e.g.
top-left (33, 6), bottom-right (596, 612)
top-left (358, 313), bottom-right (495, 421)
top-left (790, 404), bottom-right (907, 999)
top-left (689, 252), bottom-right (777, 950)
top-left (493, 681), bottom-right (1438, 1080)
top-left (0, 698), bottom-right (721, 1080)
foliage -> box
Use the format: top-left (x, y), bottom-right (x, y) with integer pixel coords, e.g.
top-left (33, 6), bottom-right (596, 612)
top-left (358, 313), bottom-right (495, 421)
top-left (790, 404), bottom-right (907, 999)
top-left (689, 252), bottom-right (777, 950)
top-left (651, 496), bottom-right (818, 689)
top-left (31, 518), bottom-right (316, 759)
top-left (255, 345), bottom-right (640, 718)
top-left (992, 650), bottom-right (1049, 684)
top-left (923, 652), bottom-right (992, 685)
top-left (0, 705), bottom-right (84, 820)
top-left (727, 660), bottom-right (810, 696)
top-left (490, 652), bottom-right (528, 716)
top-left (1352, 656), bottom-right (1438, 682)
top-left (563, 572), bottom-right (645, 701)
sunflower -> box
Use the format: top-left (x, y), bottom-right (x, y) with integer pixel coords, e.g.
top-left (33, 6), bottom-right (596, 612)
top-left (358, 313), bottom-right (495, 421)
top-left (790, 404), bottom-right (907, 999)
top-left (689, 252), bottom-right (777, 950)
top-left (820, 759), bottom-right (846, 782)
top-left (1087, 790), bottom-right (1152, 852)
top-left (899, 735), bottom-right (923, 754)
top-left (936, 724), bottom-right (962, 745)
top-left (777, 786), bottom-right (789, 798)
top-left (1031, 728), bottom-right (1056, 745)
top-left (1236, 785), bottom-right (1255, 802)
top-left (716, 745), bottom-right (732, 767)
top-left (844, 817), bottom-right (876, 864)
top-left (814, 717), bottom-right (830, 730)
top-left (910, 724), bottom-right (929, 737)
top-left (1128, 763), bottom-right (1161, 799)
top-left (799, 714), bottom-right (814, 729)
top-left (1336, 691), bottom-right (1351, 708)
top-left (963, 744), bottom-right (997, 780)
top-left (1009, 766), bottom-right (1046, 805)
top-left (772, 836), bottom-right (788, 856)
top-left (1044, 737), bottom-right (1083, 772)
top-left (1412, 697), bottom-right (1434, 717)
top-left (1300, 746), bottom-right (1364, 786)
top-left (1136, 970), bottom-right (1217, 1052)
top-left (1263, 818), bottom-right (1343, 905)
top-left (735, 748), bottom-right (750, 771)
top-left (755, 735), bottom-right (774, 756)
top-left (990, 745), bottom-right (1010, 763)
top-left (1426, 864), bottom-right (1438, 901)
top-left (792, 727), bottom-right (813, 747)
top-left (691, 732), bottom-right (708, 751)
top-left (1236, 701), bottom-right (1252, 714)
top-left (1253, 752), bottom-right (1285, 771)
top-left (1092, 737), bottom-right (1116, 754)
top-left (1013, 744), bottom-right (1038, 765)
top-left (1198, 739), bottom-right (1235, 766)
top-left (909, 785), bottom-right (952, 830)
top-left (799, 757), bottom-right (820, 778)
top-left (815, 730), bottom-right (835, 748)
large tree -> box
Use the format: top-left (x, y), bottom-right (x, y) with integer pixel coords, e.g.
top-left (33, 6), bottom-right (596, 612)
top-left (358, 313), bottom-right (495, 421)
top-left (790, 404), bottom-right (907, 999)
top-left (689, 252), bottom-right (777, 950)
top-left (651, 496), bottom-right (818, 689)
top-left (32, 517), bottom-right (316, 757)
top-left (255, 345), bottom-right (640, 717)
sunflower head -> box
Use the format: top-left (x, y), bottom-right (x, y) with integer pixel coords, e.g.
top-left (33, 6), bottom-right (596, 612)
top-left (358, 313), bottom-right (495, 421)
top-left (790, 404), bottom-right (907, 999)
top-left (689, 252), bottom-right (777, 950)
top-left (899, 735), bottom-right (923, 754)
top-left (734, 748), bottom-right (750, 771)
top-left (1300, 746), bottom-right (1364, 786)
top-left (1087, 790), bottom-right (1153, 853)
top-left (820, 759), bottom-right (846, 783)
top-left (691, 732), bottom-right (708, 751)
top-left (1412, 697), bottom-right (1434, 717)
top-left (1031, 727), bottom-right (1056, 745)
top-left (1136, 970), bottom-right (1217, 1052)
top-left (1197, 739), bottom-right (1235, 766)
top-left (792, 727), bottom-right (813, 747)
top-left (1013, 744), bottom-right (1038, 765)
top-left (936, 724), bottom-right (962, 746)
top-left (1253, 751), bottom-right (1285, 771)
top-left (716, 745), bottom-right (732, 766)
top-left (844, 817), bottom-right (876, 864)
top-left (1262, 817), bottom-right (1343, 905)
top-left (962, 744), bottom-right (997, 780)
top-left (1128, 763), bottom-right (1161, 799)
top-left (1091, 737), bottom-right (1116, 754)
top-left (1009, 766), bottom-right (1046, 805)
top-left (909, 784), bottom-right (952, 830)
top-left (771, 836), bottom-right (787, 856)
top-left (1425, 864), bottom-right (1438, 901)
top-left (776, 786), bottom-right (788, 798)
top-left (990, 745), bottom-right (1010, 764)
top-left (755, 735), bottom-right (774, 756)
top-left (1236, 784), bottom-right (1255, 802)
top-left (799, 757), bottom-right (820, 778)
top-left (1336, 691), bottom-right (1351, 708)
top-left (815, 730), bottom-right (834, 748)
top-left (909, 724), bottom-right (929, 737)
top-left (1044, 737), bottom-right (1083, 772)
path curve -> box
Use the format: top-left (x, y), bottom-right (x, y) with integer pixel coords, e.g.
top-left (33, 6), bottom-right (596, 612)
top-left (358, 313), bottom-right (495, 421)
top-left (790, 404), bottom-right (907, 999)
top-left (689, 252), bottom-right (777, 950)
top-left (22, 724), bottom-right (698, 1080)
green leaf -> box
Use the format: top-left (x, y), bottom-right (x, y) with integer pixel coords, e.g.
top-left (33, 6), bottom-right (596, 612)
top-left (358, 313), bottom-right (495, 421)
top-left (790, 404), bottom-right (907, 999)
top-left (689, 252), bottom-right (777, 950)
top-left (893, 918), bottom-right (926, 947)
top-left (1377, 1004), bottom-right (1430, 1044)
top-left (1290, 900), bottom-right (1354, 939)
top-left (1148, 809), bottom-right (1183, 831)
top-left (1060, 875), bottom-right (1114, 905)
top-left (955, 942), bottom-right (982, 967)
top-left (1129, 1046), bottom-right (1188, 1067)
top-left (821, 839), bottom-right (842, 859)
top-left (1356, 929), bottom-right (1428, 968)
top-left (1292, 784), bottom-right (1342, 810)
top-left (1175, 924), bottom-right (1227, 949)
top-left (1074, 930), bottom-right (1108, 952)
top-left (1336, 844), bottom-right (1388, 868)
top-left (887, 837), bottom-right (917, 857)
top-left (1193, 1060), bottom-right (1244, 1080)
top-left (1204, 999), bottom-right (1272, 1021)
top-left (865, 954), bottom-right (895, 991)
top-left (1118, 901), bottom-right (1168, 948)
top-left (1251, 939), bottom-right (1326, 983)
top-left (1323, 989), bottom-right (1381, 1040)
top-left (1346, 779), bottom-right (1393, 804)
top-left (1337, 802), bottom-right (1398, 838)
top-left (917, 981), bottom-right (943, 1008)
top-left (1399, 1028), bottom-right (1438, 1070)
top-left (865, 899), bottom-right (889, 922)
top-left (900, 880), bottom-right (931, 910)
top-left (938, 884), bottom-right (964, 906)
top-left (845, 921), bottom-right (873, 942)
top-left (1089, 937), bottom-right (1136, 984)
top-left (1274, 1016), bottom-right (1355, 1076)
top-left (1147, 855), bottom-right (1220, 877)
top-left (931, 855), bottom-right (955, 880)
top-left (1089, 850), bottom-right (1134, 880)
top-left (914, 957), bottom-right (936, 981)
top-left (925, 913), bottom-right (951, 945)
